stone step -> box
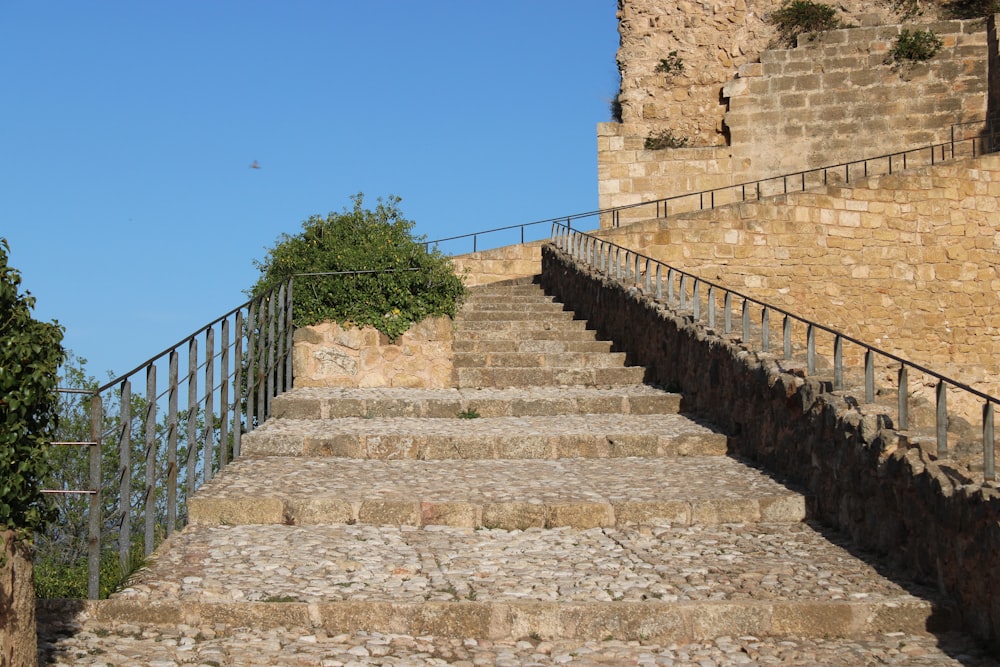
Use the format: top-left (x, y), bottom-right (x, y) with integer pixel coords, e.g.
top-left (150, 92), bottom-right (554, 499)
top-left (452, 338), bottom-right (613, 354)
top-left (459, 300), bottom-right (565, 312)
top-left (188, 456), bottom-right (806, 528)
top-left (272, 386), bottom-right (678, 420)
top-left (454, 326), bottom-right (601, 342)
top-left (83, 522), bottom-right (949, 643)
top-left (452, 351), bottom-right (628, 369)
top-left (457, 309), bottom-right (577, 322)
top-left (454, 365), bottom-right (646, 387)
top-left (454, 318), bottom-right (590, 332)
top-left (37, 616), bottom-right (996, 667)
top-left (241, 413), bottom-right (726, 458)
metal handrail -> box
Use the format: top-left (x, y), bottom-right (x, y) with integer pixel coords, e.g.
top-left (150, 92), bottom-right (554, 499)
top-left (551, 223), bottom-right (999, 482)
top-left (428, 120), bottom-right (999, 253)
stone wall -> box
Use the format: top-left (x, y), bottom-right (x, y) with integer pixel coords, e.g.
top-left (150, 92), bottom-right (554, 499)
top-left (602, 0), bottom-right (995, 221)
top-left (592, 153), bottom-right (1000, 398)
top-left (540, 245), bottom-right (1000, 646)
top-left (0, 531), bottom-right (36, 667)
top-left (450, 241), bottom-right (544, 286)
top-left (292, 317), bottom-right (454, 388)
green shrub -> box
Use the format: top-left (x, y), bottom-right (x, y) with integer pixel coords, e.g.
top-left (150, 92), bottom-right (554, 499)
top-left (251, 194), bottom-right (465, 340)
top-left (610, 92), bottom-right (623, 123)
top-left (889, 29), bottom-right (943, 62)
top-left (644, 130), bottom-right (690, 150)
top-left (771, 0), bottom-right (840, 47)
top-left (655, 51), bottom-right (685, 76)
top-left (0, 238), bottom-right (64, 538)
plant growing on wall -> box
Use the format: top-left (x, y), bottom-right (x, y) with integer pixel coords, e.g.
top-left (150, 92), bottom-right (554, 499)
top-left (770, 0), bottom-right (840, 47)
top-left (944, 0), bottom-right (1000, 17)
top-left (654, 51), bottom-right (685, 77)
top-left (0, 238), bottom-right (64, 540)
top-left (250, 194), bottom-right (465, 340)
top-left (888, 28), bottom-right (943, 62)
top-left (644, 130), bottom-right (690, 150)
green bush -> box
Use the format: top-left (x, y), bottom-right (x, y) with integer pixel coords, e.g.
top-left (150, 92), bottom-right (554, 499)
top-left (0, 238), bottom-right (64, 540)
top-left (644, 130), bottom-right (690, 150)
top-left (251, 194), bottom-right (465, 340)
top-left (655, 51), bottom-right (685, 76)
top-left (889, 29), bottom-right (943, 62)
top-left (944, 0), bottom-right (1000, 18)
top-left (771, 0), bottom-right (840, 47)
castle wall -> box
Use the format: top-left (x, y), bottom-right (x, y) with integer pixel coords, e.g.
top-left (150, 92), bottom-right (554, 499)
top-left (602, 1), bottom-right (995, 223)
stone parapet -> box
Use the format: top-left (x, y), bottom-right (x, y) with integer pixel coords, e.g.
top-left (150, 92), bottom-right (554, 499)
top-left (292, 317), bottom-right (454, 389)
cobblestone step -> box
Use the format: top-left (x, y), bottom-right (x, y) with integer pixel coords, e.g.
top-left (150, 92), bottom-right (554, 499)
top-left (37, 617), bottom-right (1000, 667)
top-left (454, 326), bottom-right (601, 342)
top-left (455, 365), bottom-right (646, 387)
top-left (458, 309), bottom-right (577, 322)
top-left (272, 386), bottom-right (679, 420)
top-left (75, 522), bottom-right (951, 644)
top-left (241, 413), bottom-right (723, 458)
top-left (454, 318), bottom-right (591, 332)
top-left (188, 456), bottom-right (805, 528)
top-left (453, 351), bottom-right (628, 369)
top-left (460, 300), bottom-right (565, 312)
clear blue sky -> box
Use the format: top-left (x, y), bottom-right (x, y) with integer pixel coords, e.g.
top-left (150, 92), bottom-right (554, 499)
top-left (2, 2), bottom-right (620, 379)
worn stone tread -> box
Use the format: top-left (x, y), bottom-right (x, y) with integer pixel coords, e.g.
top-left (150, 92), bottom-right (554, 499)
top-left (36, 620), bottom-right (1000, 667)
top-left (188, 455), bottom-right (806, 528)
top-left (93, 522), bottom-right (947, 641)
top-left (241, 413), bottom-right (724, 458)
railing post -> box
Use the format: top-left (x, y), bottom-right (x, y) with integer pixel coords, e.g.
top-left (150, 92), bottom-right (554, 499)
top-left (117, 379), bottom-right (131, 571)
top-left (246, 301), bottom-right (257, 432)
top-left (219, 318), bottom-right (230, 470)
top-left (276, 283), bottom-right (286, 396)
top-left (167, 350), bottom-right (178, 535)
top-left (724, 291), bottom-right (732, 334)
top-left (286, 278), bottom-right (294, 391)
top-left (233, 310), bottom-right (244, 459)
top-left (692, 279), bottom-right (701, 321)
top-left (864, 350), bottom-right (875, 404)
top-left (187, 336), bottom-right (198, 499)
top-left (87, 394), bottom-right (102, 600)
top-left (266, 291), bottom-right (276, 419)
top-left (985, 402), bottom-right (995, 482)
top-left (144, 363), bottom-right (156, 556)
top-left (833, 335), bottom-right (843, 390)
top-left (807, 324), bottom-right (816, 375)
top-left (936, 381), bottom-right (948, 457)
top-left (679, 275), bottom-right (688, 310)
top-left (204, 327), bottom-right (215, 483)
top-left (761, 307), bottom-right (770, 353)
top-left (783, 315), bottom-right (792, 359)
top-left (898, 365), bottom-right (909, 430)
top-left (708, 286), bottom-right (716, 329)
top-left (655, 265), bottom-right (663, 300)
top-left (742, 299), bottom-right (750, 343)
top-left (667, 269), bottom-right (675, 303)
top-left (644, 259), bottom-right (651, 293)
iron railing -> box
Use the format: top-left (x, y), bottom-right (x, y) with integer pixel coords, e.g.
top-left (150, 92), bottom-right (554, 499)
top-left (428, 120), bottom-right (1000, 253)
top-left (551, 223), bottom-right (999, 483)
top-left (46, 281), bottom-right (294, 599)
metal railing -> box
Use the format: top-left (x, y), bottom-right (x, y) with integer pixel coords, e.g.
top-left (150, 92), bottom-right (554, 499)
top-left (551, 223), bottom-right (999, 482)
top-left (428, 120), bottom-right (1000, 254)
top-left (46, 281), bottom-right (293, 599)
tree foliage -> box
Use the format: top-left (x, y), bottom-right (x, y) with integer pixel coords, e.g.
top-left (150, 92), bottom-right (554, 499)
top-left (0, 238), bottom-right (64, 536)
top-left (771, 0), bottom-right (840, 47)
top-left (251, 194), bottom-right (465, 339)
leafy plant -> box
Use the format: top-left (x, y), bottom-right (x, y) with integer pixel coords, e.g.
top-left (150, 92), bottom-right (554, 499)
top-left (655, 51), bottom-right (685, 76)
top-left (889, 29), bottom-right (943, 62)
top-left (251, 194), bottom-right (465, 340)
top-left (457, 408), bottom-right (480, 419)
top-left (0, 238), bottom-right (65, 539)
top-left (610, 92), bottom-right (623, 123)
top-left (644, 130), bottom-right (690, 150)
top-left (770, 0), bottom-right (840, 47)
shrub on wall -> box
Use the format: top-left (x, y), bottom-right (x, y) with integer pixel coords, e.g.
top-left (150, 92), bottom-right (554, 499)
top-left (0, 238), bottom-right (63, 539)
top-left (771, 0), bottom-right (840, 47)
top-left (251, 194), bottom-right (465, 340)
top-left (644, 130), bottom-right (690, 150)
top-left (889, 29), bottom-right (943, 62)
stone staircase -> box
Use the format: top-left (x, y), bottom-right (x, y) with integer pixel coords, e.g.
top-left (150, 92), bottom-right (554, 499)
top-left (38, 279), bottom-right (996, 666)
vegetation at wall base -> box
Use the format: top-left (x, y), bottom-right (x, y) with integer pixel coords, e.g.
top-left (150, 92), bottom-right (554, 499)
top-left (889, 29), bottom-right (943, 62)
top-left (644, 130), bottom-right (690, 150)
top-left (251, 194), bottom-right (465, 340)
top-left (0, 238), bottom-right (64, 544)
top-left (610, 92), bottom-right (623, 123)
top-left (770, 0), bottom-right (840, 48)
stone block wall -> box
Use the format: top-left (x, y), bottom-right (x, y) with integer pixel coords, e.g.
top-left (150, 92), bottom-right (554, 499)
top-left (292, 316), bottom-right (454, 388)
top-left (591, 153), bottom-right (1000, 398)
top-left (601, 0), bottom-right (996, 223)
top-left (541, 245), bottom-right (1000, 647)
top-left (450, 240), bottom-right (544, 286)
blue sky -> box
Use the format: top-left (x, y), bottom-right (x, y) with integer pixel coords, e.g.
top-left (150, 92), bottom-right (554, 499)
top-left (2, 2), bottom-right (619, 379)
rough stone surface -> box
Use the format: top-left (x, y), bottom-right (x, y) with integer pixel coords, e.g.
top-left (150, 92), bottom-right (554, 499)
top-left (1, 530), bottom-right (35, 667)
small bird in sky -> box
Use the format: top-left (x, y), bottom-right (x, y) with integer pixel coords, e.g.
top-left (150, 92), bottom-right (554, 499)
top-left (249, 160), bottom-right (261, 169)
